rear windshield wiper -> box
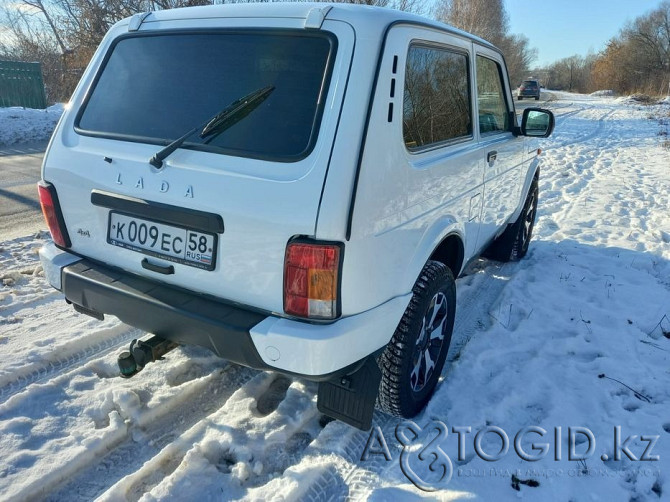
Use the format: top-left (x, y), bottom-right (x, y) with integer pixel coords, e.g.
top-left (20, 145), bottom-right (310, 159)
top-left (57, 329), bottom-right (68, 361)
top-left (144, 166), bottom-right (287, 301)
top-left (149, 85), bottom-right (275, 168)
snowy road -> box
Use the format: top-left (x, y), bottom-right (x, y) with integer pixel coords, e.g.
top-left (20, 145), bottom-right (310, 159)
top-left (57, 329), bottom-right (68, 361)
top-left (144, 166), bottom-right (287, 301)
top-left (0, 104), bottom-right (63, 241)
top-left (1, 92), bottom-right (669, 501)
top-left (0, 142), bottom-right (48, 241)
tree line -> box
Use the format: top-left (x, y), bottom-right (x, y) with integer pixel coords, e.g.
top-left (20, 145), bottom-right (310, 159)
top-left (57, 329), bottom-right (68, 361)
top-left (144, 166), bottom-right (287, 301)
top-left (0, 0), bottom-right (537, 104)
top-left (3, 0), bottom-right (666, 103)
top-left (540, 1), bottom-right (670, 96)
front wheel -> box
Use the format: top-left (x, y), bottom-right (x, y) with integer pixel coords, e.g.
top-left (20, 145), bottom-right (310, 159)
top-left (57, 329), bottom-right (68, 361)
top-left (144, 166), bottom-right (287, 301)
top-left (377, 261), bottom-right (456, 418)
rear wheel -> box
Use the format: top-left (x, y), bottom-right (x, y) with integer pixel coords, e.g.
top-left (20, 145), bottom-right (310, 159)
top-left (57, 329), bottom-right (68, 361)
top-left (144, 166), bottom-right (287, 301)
top-left (484, 177), bottom-right (539, 262)
top-left (377, 261), bottom-right (456, 418)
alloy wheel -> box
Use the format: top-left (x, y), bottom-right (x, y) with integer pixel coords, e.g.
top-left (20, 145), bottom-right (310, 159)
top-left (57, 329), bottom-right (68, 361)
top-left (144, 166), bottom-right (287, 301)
top-left (410, 291), bottom-right (449, 392)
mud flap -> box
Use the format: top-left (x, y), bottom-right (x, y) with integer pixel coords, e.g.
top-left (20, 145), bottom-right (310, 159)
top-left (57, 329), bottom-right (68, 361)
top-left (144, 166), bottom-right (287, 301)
top-left (317, 357), bottom-right (381, 431)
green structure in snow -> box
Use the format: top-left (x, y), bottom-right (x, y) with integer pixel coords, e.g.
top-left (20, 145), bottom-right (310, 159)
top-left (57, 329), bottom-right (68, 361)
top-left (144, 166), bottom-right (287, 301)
top-left (0, 61), bottom-right (47, 109)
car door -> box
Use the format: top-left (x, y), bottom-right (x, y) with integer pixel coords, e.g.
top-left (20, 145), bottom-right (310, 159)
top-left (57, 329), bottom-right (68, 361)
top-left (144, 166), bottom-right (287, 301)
top-left (474, 47), bottom-right (525, 249)
top-left (400, 39), bottom-right (485, 261)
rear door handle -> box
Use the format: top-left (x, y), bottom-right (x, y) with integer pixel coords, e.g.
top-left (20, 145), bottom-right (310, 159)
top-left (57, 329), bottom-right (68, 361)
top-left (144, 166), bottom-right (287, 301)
top-left (487, 150), bottom-right (498, 166)
top-left (142, 258), bottom-right (175, 275)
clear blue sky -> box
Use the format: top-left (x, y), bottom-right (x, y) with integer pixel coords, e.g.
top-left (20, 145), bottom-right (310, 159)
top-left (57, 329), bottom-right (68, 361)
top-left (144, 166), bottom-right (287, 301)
top-left (506, 0), bottom-right (666, 67)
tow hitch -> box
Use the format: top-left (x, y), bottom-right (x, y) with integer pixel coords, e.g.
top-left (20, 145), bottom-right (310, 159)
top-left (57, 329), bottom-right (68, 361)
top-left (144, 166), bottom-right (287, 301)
top-left (117, 336), bottom-right (178, 378)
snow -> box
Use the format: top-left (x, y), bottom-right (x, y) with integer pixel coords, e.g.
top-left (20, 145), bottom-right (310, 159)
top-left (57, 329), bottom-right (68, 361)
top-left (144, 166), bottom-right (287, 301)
top-left (0, 104), bottom-right (64, 146)
top-left (1, 91), bottom-right (670, 500)
top-left (590, 90), bottom-right (615, 97)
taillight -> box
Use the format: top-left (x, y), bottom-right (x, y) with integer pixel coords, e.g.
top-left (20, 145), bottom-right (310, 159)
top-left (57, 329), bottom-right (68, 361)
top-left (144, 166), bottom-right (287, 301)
top-left (284, 241), bottom-right (342, 319)
top-left (38, 181), bottom-right (71, 248)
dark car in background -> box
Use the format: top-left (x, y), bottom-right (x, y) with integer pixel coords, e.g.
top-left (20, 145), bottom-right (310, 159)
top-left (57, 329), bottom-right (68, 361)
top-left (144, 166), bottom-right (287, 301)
top-left (518, 79), bottom-right (541, 100)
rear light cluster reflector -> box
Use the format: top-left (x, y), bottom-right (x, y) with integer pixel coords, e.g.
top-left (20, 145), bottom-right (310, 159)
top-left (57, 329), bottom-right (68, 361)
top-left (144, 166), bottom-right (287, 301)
top-left (38, 181), bottom-right (71, 248)
top-left (284, 241), bottom-right (341, 319)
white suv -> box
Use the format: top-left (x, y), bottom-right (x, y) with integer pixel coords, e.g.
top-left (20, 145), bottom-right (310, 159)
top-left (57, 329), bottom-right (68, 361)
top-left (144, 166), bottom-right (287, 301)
top-left (38, 3), bottom-right (554, 429)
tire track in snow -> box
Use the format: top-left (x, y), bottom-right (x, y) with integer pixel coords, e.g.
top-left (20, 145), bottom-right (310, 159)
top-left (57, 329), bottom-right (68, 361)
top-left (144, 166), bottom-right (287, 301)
top-left (554, 108), bottom-right (615, 149)
top-left (94, 372), bottom-right (322, 501)
top-left (544, 106), bottom-right (615, 156)
top-left (3, 349), bottom-right (256, 501)
top-left (538, 105), bottom-right (621, 236)
top-left (553, 105), bottom-right (587, 122)
top-left (0, 322), bottom-right (141, 401)
top-left (46, 362), bottom-right (258, 502)
top-left (0, 289), bottom-right (60, 316)
top-left (545, 100), bottom-right (576, 113)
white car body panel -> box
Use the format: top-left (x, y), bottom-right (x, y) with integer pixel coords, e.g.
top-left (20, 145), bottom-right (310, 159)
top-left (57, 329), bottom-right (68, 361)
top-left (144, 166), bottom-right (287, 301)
top-left (44, 16), bottom-right (355, 315)
top-left (475, 45), bottom-right (525, 246)
top-left (250, 293), bottom-right (412, 375)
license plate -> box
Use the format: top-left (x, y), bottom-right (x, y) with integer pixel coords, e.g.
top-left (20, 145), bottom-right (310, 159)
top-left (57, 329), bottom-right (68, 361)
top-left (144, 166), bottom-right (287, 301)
top-left (107, 212), bottom-right (217, 271)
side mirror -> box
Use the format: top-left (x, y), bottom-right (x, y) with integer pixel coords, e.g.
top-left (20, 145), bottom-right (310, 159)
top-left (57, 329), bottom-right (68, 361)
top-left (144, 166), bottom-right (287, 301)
top-left (520, 108), bottom-right (555, 138)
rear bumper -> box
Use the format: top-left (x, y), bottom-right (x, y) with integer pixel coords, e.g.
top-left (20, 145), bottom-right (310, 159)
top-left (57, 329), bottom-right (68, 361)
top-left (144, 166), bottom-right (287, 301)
top-left (39, 243), bottom-right (410, 378)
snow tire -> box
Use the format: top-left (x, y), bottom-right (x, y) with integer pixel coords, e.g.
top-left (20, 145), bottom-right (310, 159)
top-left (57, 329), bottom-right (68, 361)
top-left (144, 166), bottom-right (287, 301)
top-left (377, 260), bottom-right (456, 418)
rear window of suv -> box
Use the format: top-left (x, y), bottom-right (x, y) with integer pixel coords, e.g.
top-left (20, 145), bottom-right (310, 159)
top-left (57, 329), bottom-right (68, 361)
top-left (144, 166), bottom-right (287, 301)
top-left (76, 30), bottom-right (336, 162)
top-left (522, 81), bottom-right (538, 88)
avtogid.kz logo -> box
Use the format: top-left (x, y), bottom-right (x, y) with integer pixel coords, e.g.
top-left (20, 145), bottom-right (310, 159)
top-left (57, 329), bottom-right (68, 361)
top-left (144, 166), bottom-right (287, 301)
top-left (360, 421), bottom-right (660, 492)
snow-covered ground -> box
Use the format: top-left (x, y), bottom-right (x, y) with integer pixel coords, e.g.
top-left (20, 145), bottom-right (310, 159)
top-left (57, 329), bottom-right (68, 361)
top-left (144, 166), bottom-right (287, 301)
top-left (0, 92), bottom-right (669, 501)
top-left (0, 105), bottom-right (64, 146)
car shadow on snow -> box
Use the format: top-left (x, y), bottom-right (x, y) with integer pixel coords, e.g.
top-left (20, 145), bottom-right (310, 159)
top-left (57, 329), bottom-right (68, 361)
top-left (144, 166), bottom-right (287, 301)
top-left (429, 237), bottom-right (670, 421)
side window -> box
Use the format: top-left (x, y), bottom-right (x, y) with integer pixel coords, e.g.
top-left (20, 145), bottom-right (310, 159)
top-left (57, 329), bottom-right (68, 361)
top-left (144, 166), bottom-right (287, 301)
top-left (403, 44), bottom-right (472, 150)
top-left (476, 55), bottom-right (510, 134)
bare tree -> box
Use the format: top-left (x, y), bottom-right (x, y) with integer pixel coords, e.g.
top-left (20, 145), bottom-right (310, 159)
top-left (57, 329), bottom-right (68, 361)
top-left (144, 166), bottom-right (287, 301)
top-left (2, 0), bottom-right (148, 100)
top-left (434, 0), bottom-right (507, 45)
top-left (588, 1), bottom-right (670, 95)
top-left (499, 34), bottom-right (537, 88)
top-left (623, 1), bottom-right (670, 94)
top-left (434, 0), bottom-right (536, 89)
